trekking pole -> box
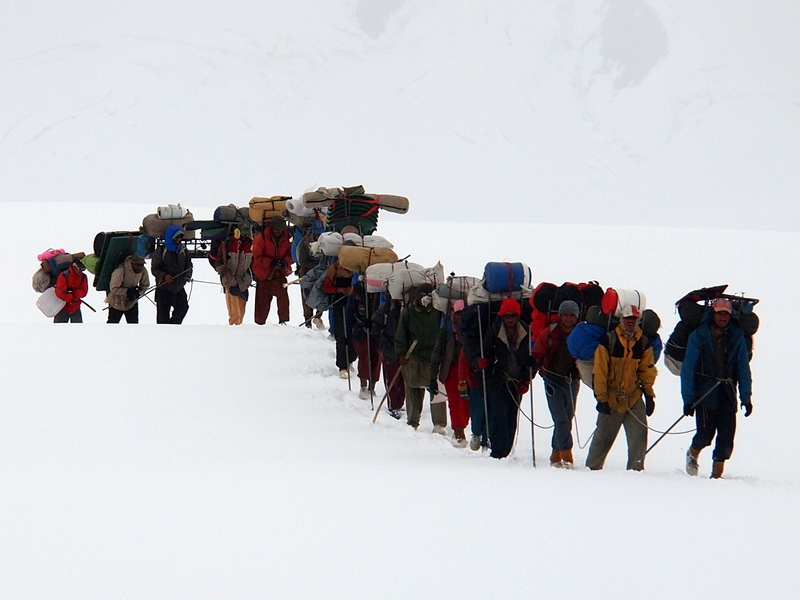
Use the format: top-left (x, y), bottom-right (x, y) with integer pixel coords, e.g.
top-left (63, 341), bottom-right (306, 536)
top-left (54, 287), bottom-right (97, 313)
top-left (638, 379), bottom-right (723, 463)
top-left (343, 302), bottom-right (352, 391)
top-left (477, 305), bottom-right (492, 450)
top-left (529, 366), bottom-right (536, 467)
top-left (373, 340), bottom-right (418, 423)
top-left (363, 281), bottom-right (375, 409)
top-left (282, 277), bottom-right (301, 288)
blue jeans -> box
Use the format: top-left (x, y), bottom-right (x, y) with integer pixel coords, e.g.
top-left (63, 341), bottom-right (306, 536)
top-left (543, 377), bottom-right (579, 451)
top-left (467, 386), bottom-right (488, 446)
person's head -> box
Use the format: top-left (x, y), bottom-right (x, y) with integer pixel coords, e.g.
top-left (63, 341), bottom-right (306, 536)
top-left (558, 300), bottom-right (579, 332)
top-left (340, 225), bottom-right (359, 235)
top-left (620, 304), bottom-right (640, 333)
top-left (165, 225), bottom-right (184, 252)
top-left (130, 254), bottom-right (145, 273)
top-left (270, 215), bottom-right (287, 231)
top-left (711, 298), bottom-right (732, 328)
top-left (415, 283), bottom-right (434, 308)
top-left (499, 298), bottom-right (521, 327)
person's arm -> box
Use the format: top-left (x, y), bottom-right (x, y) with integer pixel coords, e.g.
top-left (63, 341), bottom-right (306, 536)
top-left (592, 343), bottom-right (610, 404)
top-left (637, 345), bottom-right (657, 398)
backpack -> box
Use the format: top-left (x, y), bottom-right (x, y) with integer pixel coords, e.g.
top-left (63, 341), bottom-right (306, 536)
top-left (664, 285), bottom-right (759, 375)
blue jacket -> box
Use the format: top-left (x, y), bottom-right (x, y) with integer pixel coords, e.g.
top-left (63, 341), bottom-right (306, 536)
top-left (681, 311), bottom-right (752, 411)
top-left (566, 322), bottom-right (606, 361)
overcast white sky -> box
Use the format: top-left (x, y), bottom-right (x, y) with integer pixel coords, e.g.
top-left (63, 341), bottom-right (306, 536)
top-left (2, 1), bottom-right (799, 230)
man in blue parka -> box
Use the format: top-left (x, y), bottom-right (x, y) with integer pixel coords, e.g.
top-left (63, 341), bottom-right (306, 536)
top-left (681, 298), bottom-right (752, 478)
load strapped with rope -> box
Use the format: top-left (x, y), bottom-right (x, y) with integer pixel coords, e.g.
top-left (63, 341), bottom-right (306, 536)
top-left (664, 285), bottom-right (760, 376)
top-left (565, 287), bottom-right (662, 389)
top-left (529, 281), bottom-right (604, 339)
top-left (302, 184), bottom-right (409, 235)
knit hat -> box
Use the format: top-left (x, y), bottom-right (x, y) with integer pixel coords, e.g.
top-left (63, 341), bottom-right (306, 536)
top-left (499, 298), bottom-right (521, 317)
top-left (558, 300), bottom-right (579, 317)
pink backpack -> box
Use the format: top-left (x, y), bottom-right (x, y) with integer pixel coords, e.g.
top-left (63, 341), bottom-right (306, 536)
top-left (37, 248), bottom-right (66, 261)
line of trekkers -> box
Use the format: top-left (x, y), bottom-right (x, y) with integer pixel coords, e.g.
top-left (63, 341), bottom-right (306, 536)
top-left (31, 188), bottom-right (759, 477)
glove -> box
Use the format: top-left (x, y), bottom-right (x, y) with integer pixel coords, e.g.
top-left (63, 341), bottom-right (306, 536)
top-left (275, 259), bottom-right (287, 269)
top-left (399, 355), bottom-right (410, 367)
top-left (458, 381), bottom-right (470, 400)
top-left (742, 401), bottom-right (753, 417)
top-left (518, 381), bottom-right (529, 396)
top-left (683, 403), bottom-right (695, 417)
top-left (596, 401), bottom-right (612, 414)
top-left (644, 394), bottom-right (655, 417)
top-left (126, 288), bottom-right (138, 301)
top-left (477, 358), bottom-right (489, 370)
top-left (429, 380), bottom-right (439, 396)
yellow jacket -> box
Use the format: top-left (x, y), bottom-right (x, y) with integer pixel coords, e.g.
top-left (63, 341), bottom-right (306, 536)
top-left (592, 324), bottom-right (657, 413)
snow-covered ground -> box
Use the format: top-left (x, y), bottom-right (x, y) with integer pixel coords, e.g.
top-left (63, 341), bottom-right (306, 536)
top-left (3, 0), bottom-right (799, 596)
top-left (2, 203), bottom-right (798, 598)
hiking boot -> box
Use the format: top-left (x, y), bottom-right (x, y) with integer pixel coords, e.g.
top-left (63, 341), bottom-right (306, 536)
top-left (469, 434), bottom-right (482, 451)
top-left (358, 387), bottom-right (370, 400)
top-left (685, 447), bottom-right (700, 476)
top-left (312, 316), bottom-right (325, 330)
top-left (432, 425), bottom-right (447, 436)
top-left (711, 460), bottom-right (725, 479)
top-left (560, 449), bottom-right (574, 467)
top-left (388, 409), bottom-right (402, 420)
top-left (279, 320), bottom-right (289, 325)
top-left (339, 369), bottom-right (349, 379)
top-left (452, 428), bottom-right (467, 448)
top-left (327, 333), bottom-right (335, 341)
top-left (550, 449), bottom-right (562, 467)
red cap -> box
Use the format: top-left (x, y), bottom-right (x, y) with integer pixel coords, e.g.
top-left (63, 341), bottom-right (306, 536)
top-left (499, 298), bottom-right (521, 317)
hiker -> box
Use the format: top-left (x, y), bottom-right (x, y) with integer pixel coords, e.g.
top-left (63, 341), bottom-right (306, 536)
top-left (151, 225), bottom-right (193, 324)
top-left (252, 215), bottom-right (293, 325)
top-left (347, 279), bottom-right (382, 400)
top-left (321, 259), bottom-right (357, 378)
top-left (212, 226), bottom-right (253, 326)
top-left (585, 305), bottom-right (657, 471)
top-left (395, 283), bottom-right (447, 433)
top-left (372, 294), bottom-right (406, 419)
top-left (295, 219), bottom-right (326, 329)
top-left (106, 254), bottom-right (150, 324)
top-left (532, 300), bottom-right (581, 467)
top-left (53, 260), bottom-right (88, 323)
top-left (430, 299), bottom-right (471, 447)
top-left (469, 298), bottom-right (533, 459)
top-left (682, 298), bottom-right (753, 479)
top-left (459, 342), bottom-right (486, 451)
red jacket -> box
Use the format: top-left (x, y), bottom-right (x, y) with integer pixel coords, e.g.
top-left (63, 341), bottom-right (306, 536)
top-left (54, 266), bottom-right (88, 314)
top-left (252, 227), bottom-right (293, 281)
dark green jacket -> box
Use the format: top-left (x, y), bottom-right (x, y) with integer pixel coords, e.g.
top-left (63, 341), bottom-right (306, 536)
top-left (395, 303), bottom-right (442, 362)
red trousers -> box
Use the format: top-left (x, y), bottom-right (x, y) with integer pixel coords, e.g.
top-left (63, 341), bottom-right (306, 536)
top-left (254, 276), bottom-right (289, 324)
top-left (382, 358), bottom-right (405, 411)
top-left (354, 336), bottom-right (382, 387)
top-left (444, 362), bottom-right (470, 429)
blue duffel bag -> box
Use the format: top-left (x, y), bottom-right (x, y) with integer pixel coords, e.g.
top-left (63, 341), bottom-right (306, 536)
top-left (483, 262), bottom-right (531, 293)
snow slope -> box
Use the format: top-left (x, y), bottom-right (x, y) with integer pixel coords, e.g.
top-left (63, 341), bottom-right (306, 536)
top-left (2, 1), bottom-right (799, 230)
top-left (2, 202), bottom-right (799, 598)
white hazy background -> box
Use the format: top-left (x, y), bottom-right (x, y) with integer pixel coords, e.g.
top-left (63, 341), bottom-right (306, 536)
top-left (2, 1), bottom-right (800, 599)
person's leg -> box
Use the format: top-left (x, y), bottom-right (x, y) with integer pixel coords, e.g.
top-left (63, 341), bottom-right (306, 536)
top-left (404, 385), bottom-right (424, 429)
top-left (107, 307), bottom-right (124, 324)
top-left (711, 409), bottom-right (737, 463)
top-left (444, 364), bottom-right (470, 431)
top-left (53, 308), bottom-right (71, 323)
top-left (273, 279), bottom-right (290, 323)
top-left (155, 288), bottom-right (171, 324)
top-left (169, 289), bottom-right (189, 324)
top-left (467, 386), bottom-right (487, 446)
top-left (585, 411), bottom-right (624, 470)
top-left (125, 303), bottom-right (139, 324)
top-left (486, 383), bottom-right (517, 459)
top-left (253, 279), bottom-right (269, 325)
top-left (382, 358), bottom-right (405, 411)
top-left (623, 399), bottom-right (648, 471)
top-left (545, 379), bottom-right (573, 452)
